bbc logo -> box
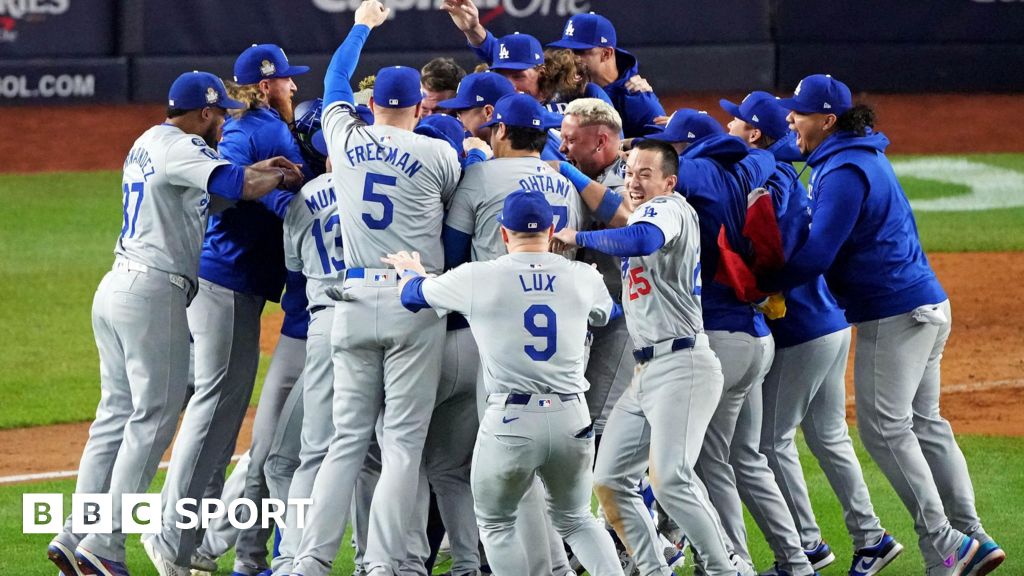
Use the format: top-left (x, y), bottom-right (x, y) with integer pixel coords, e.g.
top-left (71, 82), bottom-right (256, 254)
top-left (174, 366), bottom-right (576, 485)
top-left (23, 494), bottom-right (160, 534)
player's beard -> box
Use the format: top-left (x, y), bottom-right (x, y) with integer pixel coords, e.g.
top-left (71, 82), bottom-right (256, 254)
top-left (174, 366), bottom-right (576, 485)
top-left (272, 94), bottom-right (295, 124)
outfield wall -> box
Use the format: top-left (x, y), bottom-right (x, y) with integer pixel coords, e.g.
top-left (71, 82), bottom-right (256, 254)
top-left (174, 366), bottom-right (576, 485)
top-left (0, 0), bottom-right (1022, 105)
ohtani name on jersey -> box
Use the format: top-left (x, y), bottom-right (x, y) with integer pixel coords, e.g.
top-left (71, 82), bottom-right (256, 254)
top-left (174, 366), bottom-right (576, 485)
top-left (518, 174), bottom-right (572, 199)
top-left (304, 185), bottom-right (337, 216)
top-left (519, 273), bottom-right (556, 293)
top-left (123, 146), bottom-right (155, 182)
top-left (344, 142), bottom-right (423, 178)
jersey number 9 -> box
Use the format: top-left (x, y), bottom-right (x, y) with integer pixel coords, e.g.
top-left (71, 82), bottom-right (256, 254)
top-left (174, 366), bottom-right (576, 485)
top-left (524, 304), bottom-right (557, 361)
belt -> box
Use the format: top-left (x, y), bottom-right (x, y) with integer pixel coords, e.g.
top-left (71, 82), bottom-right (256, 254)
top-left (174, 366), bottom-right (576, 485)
top-left (343, 267), bottom-right (399, 287)
top-left (309, 305), bottom-right (329, 314)
top-left (504, 392), bottom-right (579, 405)
top-left (633, 335), bottom-right (700, 362)
top-left (113, 256), bottom-right (189, 292)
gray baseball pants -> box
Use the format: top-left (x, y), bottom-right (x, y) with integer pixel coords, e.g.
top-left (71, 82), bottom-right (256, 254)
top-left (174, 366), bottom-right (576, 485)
top-left (291, 280), bottom-right (445, 576)
top-left (473, 393), bottom-right (622, 576)
top-left (149, 278), bottom-right (265, 566)
top-left (594, 336), bottom-right (734, 576)
top-left (197, 333), bottom-right (306, 573)
top-left (584, 315), bottom-right (635, 436)
top-left (58, 263), bottom-right (191, 562)
top-left (760, 327), bottom-right (886, 551)
top-left (854, 300), bottom-right (985, 574)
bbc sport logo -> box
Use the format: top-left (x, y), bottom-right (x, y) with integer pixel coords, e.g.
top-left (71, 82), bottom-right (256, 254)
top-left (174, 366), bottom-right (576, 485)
top-left (22, 494), bottom-right (311, 534)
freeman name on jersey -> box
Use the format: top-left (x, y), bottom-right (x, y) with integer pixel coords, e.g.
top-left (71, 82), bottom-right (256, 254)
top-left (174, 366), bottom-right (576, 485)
top-left (344, 140), bottom-right (424, 178)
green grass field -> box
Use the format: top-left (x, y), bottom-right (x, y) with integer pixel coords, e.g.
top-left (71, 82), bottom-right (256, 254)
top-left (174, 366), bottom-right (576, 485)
top-left (1, 153), bottom-right (1023, 575)
top-left (4, 434), bottom-right (1021, 574)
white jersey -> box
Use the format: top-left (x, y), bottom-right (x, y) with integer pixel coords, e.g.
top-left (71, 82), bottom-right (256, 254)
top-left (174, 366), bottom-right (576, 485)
top-left (283, 173), bottom-right (344, 309)
top-left (115, 124), bottom-right (231, 284)
top-left (445, 157), bottom-right (582, 262)
top-left (578, 157), bottom-right (627, 298)
top-left (322, 102), bottom-right (460, 273)
top-left (622, 193), bottom-right (704, 348)
top-left (422, 252), bottom-right (614, 395)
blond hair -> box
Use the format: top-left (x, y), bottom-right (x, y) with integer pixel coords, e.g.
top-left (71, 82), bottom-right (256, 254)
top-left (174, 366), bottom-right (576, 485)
top-left (563, 98), bottom-right (622, 134)
top-left (539, 48), bottom-right (586, 102)
top-left (224, 79), bottom-right (267, 119)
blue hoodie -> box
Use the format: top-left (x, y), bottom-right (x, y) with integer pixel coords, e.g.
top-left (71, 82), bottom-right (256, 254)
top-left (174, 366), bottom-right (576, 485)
top-left (761, 137), bottom-right (849, 348)
top-left (675, 133), bottom-right (775, 337)
top-left (762, 130), bottom-right (946, 323)
top-left (200, 107), bottom-right (310, 302)
top-left (279, 270), bottom-right (310, 340)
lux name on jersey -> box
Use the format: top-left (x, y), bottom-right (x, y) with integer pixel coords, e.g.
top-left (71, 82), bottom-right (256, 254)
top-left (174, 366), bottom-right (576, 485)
top-left (344, 141), bottom-right (423, 178)
top-left (304, 185), bottom-right (337, 216)
top-left (518, 174), bottom-right (572, 199)
top-left (519, 273), bottom-right (556, 293)
top-left (124, 146), bottom-right (155, 181)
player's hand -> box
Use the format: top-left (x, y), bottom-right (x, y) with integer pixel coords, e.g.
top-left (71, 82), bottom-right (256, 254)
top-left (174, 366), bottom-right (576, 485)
top-left (441, 0), bottom-right (480, 33)
top-left (625, 75), bottom-right (653, 93)
top-left (355, 0), bottom-right (390, 29)
top-left (463, 136), bottom-right (492, 158)
top-left (551, 226), bottom-right (578, 250)
top-left (652, 115), bottom-right (671, 126)
top-left (381, 250), bottom-right (428, 277)
top-left (254, 157), bottom-right (305, 190)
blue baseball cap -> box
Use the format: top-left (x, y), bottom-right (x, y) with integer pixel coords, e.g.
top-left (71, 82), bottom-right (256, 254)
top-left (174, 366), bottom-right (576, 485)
top-left (719, 91), bottom-right (791, 141)
top-left (167, 71), bottom-right (245, 110)
top-left (547, 12), bottom-right (617, 50)
top-left (482, 93), bottom-right (560, 130)
top-left (311, 130), bottom-right (328, 157)
top-left (415, 114), bottom-right (466, 157)
top-left (490, 33), bottom-right (545, 71)
top-left (644, 109), bottom-right (724, 144)
top-left (777, 74), bottom-right (852, 116)
top-left (437, 72), bottom-right (515, 111)
top-left (373, 66), bottom-right (423, 108)
top-left (233, 44), bottom-right (310, 85)
top-left (496, 190), bottom-right (553, 233)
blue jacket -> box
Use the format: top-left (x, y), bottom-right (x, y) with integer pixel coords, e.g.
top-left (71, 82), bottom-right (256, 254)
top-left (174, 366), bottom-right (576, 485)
top-left (279, 270), bottom-right (310, 340)
top-left (602, 49), bottom-right (665, 138)
top-left (675, 133), bottom-right (775, 337)
top-left (762, 139), bottom-right (848, 348)
top-left (764, 130), bottom-right (945, 323)
top-left (199, 107), bottom-right (307, 302)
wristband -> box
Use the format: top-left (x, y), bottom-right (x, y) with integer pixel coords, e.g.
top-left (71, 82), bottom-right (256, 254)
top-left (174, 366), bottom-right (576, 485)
top-left (558, 161), bottom-right (592, 193)
top-left (594, 189), bottom-right (624, 224)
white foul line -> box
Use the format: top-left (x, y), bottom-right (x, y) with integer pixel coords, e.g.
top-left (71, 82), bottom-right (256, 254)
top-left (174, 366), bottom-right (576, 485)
top-left (0, 454), bottom-right (242, 486)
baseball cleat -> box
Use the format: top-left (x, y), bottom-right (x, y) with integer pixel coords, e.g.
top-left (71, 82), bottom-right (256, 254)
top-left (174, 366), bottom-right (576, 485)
top-left (731, 553), bottom-right (757, 576)
top-left (142, 536), bottom-right (191, 576)
top-left (48, 540), bottom-right (85, 576)
top-left (617, 548), bottom-right (640, 576)
top-left (963, 539), bottom-right (1005, 576)
top-left (664, 545), bottom-right (686, 569)
top-left (936, 536), bottom-right (978, 576)
top-left (849, 532), bottom-right (904, 576)
top-left (74, 547), bottom-right (131, 576)
top-left (190, 553), bottom-right (218, 573)
top-left (805, 540), bottom-right (836, 571)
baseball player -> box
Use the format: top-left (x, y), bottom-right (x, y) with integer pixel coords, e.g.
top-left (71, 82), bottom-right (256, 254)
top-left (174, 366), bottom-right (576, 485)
top-left (144, 44), bottom-right (312, 576)
top-left (546, 12), bottom-right (665, 137)
top-left (419, 57), bottom-right (466, 117)
top-left (764, 74), bottom-right (1004, 576)
top-left (46, 71), bottom-right (302, 576)
top-left (287, 3), bottom-right (461, 575)
top-left (716, 91), bottom-right (903, 575)
top-left (551, 139), bottom-right (733, 576)
top-left (383, 190), bottom-right (622, 576)
top-left (436, 71), bottom-right (515, 144)
top-left (442, 92), bottom-right (585, 576)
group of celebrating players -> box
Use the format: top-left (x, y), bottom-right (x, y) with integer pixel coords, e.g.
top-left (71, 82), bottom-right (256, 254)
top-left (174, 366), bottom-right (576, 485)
top-left (46, 1), bottom-right (1005, 576)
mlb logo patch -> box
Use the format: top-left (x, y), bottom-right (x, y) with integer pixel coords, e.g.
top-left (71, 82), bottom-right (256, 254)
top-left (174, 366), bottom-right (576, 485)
top-left (374, 273), bottom-right (389, 281)
top-left (538, 399), bottom-right (552, 407)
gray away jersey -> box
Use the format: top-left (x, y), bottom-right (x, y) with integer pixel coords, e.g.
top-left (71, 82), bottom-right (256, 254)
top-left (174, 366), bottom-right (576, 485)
top-left (421, 252), bottom-right (614, 395)
top-left (578, 156), bottom-right (627, 300)
top-left (283, 173), bottom-right (344, 309)
top-left (445, 157), bottom-right (582, 262)
top-left (622, 193), bottom-right (704, 348)
top-left (116, 124), bottom-right (230, 284)
top-left (323, 102), bottom-right (460, 273)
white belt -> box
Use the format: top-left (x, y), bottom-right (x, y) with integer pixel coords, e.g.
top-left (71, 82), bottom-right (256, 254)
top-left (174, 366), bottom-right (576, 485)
top-left (113, 256), bottom-right (189, 291)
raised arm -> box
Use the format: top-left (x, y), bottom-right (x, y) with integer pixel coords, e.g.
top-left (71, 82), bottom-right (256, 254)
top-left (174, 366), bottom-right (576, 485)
top-left (324, 0), bottom-right (390, 107)
top-left (441, 0), bottom-right (488, 48)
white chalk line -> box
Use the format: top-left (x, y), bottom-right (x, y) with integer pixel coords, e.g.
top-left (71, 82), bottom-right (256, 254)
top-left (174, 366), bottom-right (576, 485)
top-left (0, 454), bottom-right (242, 486)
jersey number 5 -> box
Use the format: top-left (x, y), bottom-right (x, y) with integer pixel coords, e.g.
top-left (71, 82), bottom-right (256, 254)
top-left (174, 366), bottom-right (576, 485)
top-left (627, 266), bottom-right (652, 301)
top-left (524, 304), bottom-right (557, 361)
top-left (362, 172), bottom-right (396, 230)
